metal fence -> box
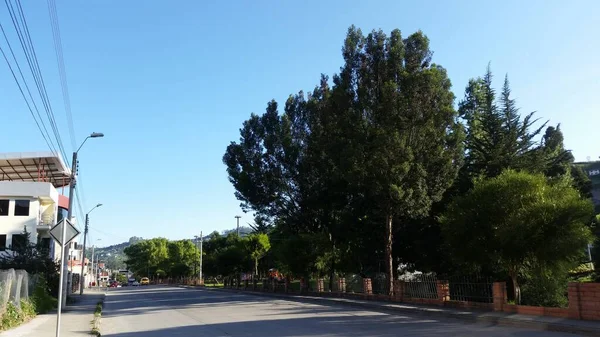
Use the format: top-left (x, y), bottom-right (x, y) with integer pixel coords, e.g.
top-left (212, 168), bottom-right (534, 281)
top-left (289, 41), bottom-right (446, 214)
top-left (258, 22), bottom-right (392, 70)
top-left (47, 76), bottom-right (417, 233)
top-left (0, 269), bottom-right (32, 314)
top-left (448, 275), bottom-right (494, 303)
top-left (346, 274), bottom-right (364, 293)
top-left (400, 273), bottom-right (438, 299)
top-left (371, 273), bottom-right (390, 295)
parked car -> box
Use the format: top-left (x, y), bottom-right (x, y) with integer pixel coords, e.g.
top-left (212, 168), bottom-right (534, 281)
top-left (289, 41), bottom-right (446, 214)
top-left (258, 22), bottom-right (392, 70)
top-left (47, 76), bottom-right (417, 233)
top-left (109, 281), bottom-right (119, 288)
top-left (132, 281), bottom-right (140, 286)
top-left (140, 277), bottom-right (150, 285)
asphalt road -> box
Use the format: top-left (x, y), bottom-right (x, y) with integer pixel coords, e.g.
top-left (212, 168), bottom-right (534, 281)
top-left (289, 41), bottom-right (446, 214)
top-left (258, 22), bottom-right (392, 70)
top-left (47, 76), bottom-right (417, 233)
top-left (101, 286), bottom-right (580, 337)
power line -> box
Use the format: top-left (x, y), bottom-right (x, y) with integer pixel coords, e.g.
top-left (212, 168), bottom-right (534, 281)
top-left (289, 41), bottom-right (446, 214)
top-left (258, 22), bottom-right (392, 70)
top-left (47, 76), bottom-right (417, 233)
top-left (2, 0), bottom-right (70, 164)
top-left (0, 26), bottom-right (58, 156)
top-left (47, 0), bottom-right (76, 152)
top-left (14, 0), bottom-right (69, 163)
top-left (88, 226), bottom-right (130, 243)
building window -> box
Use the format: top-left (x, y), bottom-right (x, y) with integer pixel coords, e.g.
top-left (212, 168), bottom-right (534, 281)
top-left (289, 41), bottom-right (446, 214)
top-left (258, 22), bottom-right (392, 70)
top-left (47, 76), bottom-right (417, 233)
top-left (0, 200), bottom-right (8, 216)
top-left (0, 235), bottom-right (6, 251)
top-left (11, 234), bottom-right (27, 251)
top-left (14, 200), bottom-right (30, 216)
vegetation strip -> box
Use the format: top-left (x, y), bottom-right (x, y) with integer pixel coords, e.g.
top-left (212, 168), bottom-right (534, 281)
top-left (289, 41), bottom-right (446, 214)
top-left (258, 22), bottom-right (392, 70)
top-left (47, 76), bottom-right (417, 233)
top-left (90, 299), bottom-right (104, 336)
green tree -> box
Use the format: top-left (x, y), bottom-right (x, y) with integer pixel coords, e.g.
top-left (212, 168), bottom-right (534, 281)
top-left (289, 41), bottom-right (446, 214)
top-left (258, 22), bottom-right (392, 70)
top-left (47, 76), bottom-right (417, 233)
top-left (331, 27), bottom-right (463, 294)
top-left (458, 68), bottom-right (546, 188)
top-left (244, 233), bottom-right (270, 276)
top-left (442, 170), bottom-right (594, 303)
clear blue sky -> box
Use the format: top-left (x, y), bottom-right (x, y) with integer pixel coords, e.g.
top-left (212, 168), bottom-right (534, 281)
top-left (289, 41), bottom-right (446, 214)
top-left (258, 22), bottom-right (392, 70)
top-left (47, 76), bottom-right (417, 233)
top-left (1, 0), bottom-right (598, 247)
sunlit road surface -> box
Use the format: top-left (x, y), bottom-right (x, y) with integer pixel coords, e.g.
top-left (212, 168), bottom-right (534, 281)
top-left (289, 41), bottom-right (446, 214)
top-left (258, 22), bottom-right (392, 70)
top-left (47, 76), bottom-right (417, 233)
top-left (101, 286), bottom-right (579, 337)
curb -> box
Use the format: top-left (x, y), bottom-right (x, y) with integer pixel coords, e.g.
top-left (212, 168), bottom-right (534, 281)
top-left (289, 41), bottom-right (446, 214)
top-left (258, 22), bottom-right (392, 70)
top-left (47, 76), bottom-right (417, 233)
top-left (187, 286), bottom-right (600, 337)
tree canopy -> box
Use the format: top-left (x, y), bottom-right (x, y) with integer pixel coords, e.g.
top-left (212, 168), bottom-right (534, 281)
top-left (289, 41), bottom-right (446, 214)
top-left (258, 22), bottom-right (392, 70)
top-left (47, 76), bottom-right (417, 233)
top-left (442, 170), bottom-right (594, 303)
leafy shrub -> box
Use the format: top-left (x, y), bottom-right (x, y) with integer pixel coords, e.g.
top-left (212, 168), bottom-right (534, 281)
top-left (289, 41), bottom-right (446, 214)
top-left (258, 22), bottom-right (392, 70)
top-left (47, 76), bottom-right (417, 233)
top-left (31, 277), bottom-right (57, 314)
top-left (521, 266), bottom-right (569, 308)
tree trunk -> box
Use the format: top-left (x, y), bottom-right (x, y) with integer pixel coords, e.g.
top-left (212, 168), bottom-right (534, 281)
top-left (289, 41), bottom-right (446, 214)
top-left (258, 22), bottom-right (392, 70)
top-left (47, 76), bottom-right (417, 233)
top-left (255, 257), bottom-right (259, 277)
top-left (509, 270), bottom-right (521, 304)
top-left (385, 214), bottom-right (394, 297)
top-left (329, 238), bottom-right (335, 292)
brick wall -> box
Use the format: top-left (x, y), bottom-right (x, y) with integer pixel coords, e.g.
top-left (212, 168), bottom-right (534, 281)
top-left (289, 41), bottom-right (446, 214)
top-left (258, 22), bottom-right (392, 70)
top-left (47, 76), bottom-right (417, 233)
top-left (222, 278), bottom-right (600, 321)
top-left (569, 282), bottom-right (600, 320)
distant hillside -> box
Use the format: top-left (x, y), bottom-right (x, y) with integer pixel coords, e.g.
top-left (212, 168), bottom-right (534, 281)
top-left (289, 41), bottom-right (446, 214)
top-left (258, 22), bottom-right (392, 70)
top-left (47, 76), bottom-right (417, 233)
top-left (88, 236), bottom-right (143, 271)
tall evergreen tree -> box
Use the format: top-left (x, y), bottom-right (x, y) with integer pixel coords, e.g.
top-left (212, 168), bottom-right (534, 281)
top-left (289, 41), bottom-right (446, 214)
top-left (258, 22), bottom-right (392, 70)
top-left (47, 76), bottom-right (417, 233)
top-left (458, 66), bottom-right (547, 188)
top-left (330, 27), bottom-right (463, 294)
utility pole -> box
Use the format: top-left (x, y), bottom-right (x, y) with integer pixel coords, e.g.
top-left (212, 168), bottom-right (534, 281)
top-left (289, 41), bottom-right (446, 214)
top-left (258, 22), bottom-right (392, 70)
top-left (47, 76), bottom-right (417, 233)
top-left (56, 150), bottom-right (77, 337)
top-left (235, 215), bottom-right (241, 236)
top-left (90, 245), bottom-right (94, 286)
top-left (79, 214), bottom-right (88, 295)
top-left (80, 204), bottom-right (102, 295)
top-left (57, 132), bottom-right (103, 337)
top-left (199, 231), bottom-right (203, 284)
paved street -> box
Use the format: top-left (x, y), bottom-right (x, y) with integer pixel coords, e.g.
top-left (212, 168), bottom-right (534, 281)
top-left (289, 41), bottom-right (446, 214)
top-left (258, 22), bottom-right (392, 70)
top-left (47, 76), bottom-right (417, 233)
top-left (101, 286), bottom-right (582, 337)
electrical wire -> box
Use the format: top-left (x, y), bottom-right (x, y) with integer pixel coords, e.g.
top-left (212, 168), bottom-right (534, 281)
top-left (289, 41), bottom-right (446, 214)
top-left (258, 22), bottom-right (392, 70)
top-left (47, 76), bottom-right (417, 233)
top-left (2, 0), bottom-right (70, 165)
top-left (88, 226), bottom-right (131, 243)
top-left (0, 28), bottom-right (59, 157)
top-left (14, 0), bottom-right (69, 163)
top-left (46, 0), bottom-right (76, 152)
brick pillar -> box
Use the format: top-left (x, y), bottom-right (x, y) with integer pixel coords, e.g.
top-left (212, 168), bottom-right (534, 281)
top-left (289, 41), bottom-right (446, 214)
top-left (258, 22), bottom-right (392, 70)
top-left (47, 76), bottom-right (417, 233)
top-left (363, 278), bottom-right (373, 295)
top-left (492, 282), bottom-right (507, 312)
top-left (568, 282), bottom-right (582, 320)
top-left (337, 278), bottom-right (346, 293)
top-left (300, 278), bottom-right (306, 293)
top-left (317, 279), bottom-right (325, 293)
top-left (437, 280), bottom-right (449, 304)
top-left (393, 280), bottom-right (404, 302)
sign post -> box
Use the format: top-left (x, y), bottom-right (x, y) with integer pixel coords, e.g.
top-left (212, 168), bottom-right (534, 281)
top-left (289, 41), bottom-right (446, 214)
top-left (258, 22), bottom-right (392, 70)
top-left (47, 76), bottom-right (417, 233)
top-left (49, 218), bottom-right (80, 337)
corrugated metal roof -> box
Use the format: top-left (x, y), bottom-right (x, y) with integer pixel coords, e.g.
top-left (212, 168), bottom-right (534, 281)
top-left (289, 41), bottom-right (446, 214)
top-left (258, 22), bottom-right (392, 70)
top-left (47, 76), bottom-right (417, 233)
top-left (0, 152), bottom-right (72, 188)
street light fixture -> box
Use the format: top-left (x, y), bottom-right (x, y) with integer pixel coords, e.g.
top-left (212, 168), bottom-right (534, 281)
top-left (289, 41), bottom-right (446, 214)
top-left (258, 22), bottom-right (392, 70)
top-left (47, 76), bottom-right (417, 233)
top-left (80, 203), bottom-right (103, 294)
top-left (57, 132), bottom-right (103, 337)
top-left (235, 215), bottom-right (241, 236)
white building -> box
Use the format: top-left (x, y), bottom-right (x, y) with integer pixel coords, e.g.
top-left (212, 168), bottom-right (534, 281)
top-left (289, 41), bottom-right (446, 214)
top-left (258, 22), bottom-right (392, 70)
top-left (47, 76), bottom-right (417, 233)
top-left (0, 152), bottom-right (72, 258)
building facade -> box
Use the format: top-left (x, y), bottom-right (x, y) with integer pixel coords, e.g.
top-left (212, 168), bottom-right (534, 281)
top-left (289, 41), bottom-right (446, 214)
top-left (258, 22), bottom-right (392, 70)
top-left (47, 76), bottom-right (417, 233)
top-left (0, 152), bottom-right (72, 258)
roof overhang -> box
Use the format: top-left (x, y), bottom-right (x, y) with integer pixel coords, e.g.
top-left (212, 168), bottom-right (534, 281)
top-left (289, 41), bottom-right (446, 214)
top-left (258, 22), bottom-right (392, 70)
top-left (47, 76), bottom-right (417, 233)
top-left (0, 152), bottom-right (72, 188)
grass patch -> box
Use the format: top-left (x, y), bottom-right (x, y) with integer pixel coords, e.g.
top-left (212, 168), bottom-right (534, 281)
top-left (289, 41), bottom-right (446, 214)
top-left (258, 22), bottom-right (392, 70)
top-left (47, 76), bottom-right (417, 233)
top-left (90, 299), bottom-right (103, 336)
top-left (0, 300), bottom-right (37, 331)
top-left (204, 283), bottom-right (224, 288)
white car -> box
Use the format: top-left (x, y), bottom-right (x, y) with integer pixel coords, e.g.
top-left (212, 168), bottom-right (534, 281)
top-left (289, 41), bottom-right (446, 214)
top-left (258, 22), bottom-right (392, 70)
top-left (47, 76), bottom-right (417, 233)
top-left (132, 281), bottom-right (140, 286)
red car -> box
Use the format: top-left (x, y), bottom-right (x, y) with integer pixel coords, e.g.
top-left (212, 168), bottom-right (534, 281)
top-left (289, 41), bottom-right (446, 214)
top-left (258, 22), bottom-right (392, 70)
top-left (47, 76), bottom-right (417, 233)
top-left (109, 280), bottom-right (119, 288)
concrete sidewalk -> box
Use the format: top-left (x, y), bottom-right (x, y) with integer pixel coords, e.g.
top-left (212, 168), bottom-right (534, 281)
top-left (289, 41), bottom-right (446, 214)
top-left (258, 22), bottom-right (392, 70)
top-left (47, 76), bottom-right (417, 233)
top-left (0, 291), bottom-right (105, 337)
top-left (199, 286), bottom-right (600, 337)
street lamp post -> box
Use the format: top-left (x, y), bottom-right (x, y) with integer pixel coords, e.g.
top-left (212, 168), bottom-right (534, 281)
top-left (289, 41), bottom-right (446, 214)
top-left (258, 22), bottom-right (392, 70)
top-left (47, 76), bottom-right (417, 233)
top-left (56, 132), bottom-right (103, 337)
top-left (235, 215), bottom-right (241, 236)
top-left (80, 204), bottom-right (102, 295)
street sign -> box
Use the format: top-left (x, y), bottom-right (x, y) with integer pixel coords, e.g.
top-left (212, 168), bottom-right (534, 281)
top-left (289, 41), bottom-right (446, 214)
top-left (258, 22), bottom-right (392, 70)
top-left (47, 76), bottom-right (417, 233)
top-left (49, 219), bottom-right (80, 246)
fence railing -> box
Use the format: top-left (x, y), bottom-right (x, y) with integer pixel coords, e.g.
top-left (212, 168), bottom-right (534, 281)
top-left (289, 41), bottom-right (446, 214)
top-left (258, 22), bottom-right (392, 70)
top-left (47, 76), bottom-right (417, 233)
top-left (345, 274), bottom-right (364, 293)
top-left (448, 275), bottom-right (494, 303)
top-left (401, 273), bottom-right (438, 299)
